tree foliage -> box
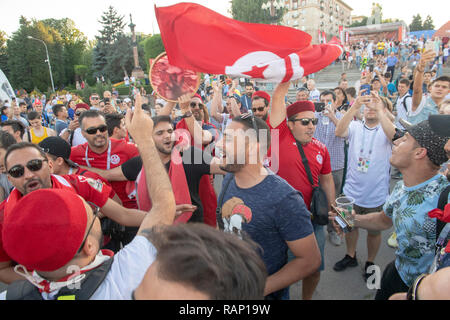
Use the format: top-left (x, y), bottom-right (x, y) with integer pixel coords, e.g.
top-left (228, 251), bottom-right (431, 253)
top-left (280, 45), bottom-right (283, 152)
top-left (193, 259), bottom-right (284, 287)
top-left (231, 0), bottom-right (286, 25)
top-left (143, 34), bottom-right (165, 70)
top-left (5, 16), bottom-right (87, 92)
top-left (0, 31), bottom-right (8, 76)
top-left (349, 17), bottom-right (368, 28)
top-left (409, 14), bottom-right (423, 32)
top-left (422, 15), bottom-right (435, 30)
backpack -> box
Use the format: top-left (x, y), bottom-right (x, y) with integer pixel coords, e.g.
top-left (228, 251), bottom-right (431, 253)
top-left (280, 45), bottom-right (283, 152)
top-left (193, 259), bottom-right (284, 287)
top-left (400, 95), bottom-right (412, 113)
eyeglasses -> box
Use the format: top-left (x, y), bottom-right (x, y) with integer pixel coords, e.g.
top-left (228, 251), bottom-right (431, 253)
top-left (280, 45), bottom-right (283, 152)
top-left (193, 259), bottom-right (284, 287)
top-left (84, 125), bottom-right (108, 135)
top-left (252, 107), bottom-right (265, 112)
top-left (190, 102), bottom-right (204, 109)
top-left (7, 159), bottom-right (48, 178)
top-left (76, 202), bottom-right (100, 254)
top-left (240, 112), bottom-right (260, 143)
top-left (91, 97), bottom-right (99, 100)
top-left (290, 118), bottom-right (319, 126)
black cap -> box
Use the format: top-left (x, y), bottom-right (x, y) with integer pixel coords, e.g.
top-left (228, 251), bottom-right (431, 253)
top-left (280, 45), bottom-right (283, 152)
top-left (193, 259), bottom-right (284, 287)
top-left (39, 137), bottom-right (77, 168)
top-left (428, 114), bottom-right (450, 138)
top-left (401, 119), bottom-right (448, 166)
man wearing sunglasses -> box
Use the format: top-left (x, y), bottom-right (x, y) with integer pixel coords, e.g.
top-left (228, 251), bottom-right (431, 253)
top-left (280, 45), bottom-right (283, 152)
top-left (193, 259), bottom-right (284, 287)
top-left (0, 141), bottom-right (149, 284)
top-left (59, 103), bottom-right (89, 147)
top-left (269, 81), bottom-right (335, 300)
top-left (89, 94), bottom-right (101, 110)
top-left (0, 104), bottom-right (177, 299)
top-left (251, 91), bottom-right (270, 121)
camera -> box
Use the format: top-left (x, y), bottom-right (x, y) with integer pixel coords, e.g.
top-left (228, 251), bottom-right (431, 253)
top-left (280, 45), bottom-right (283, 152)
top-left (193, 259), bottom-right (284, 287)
top-left (314, 102), bottom-right (325, 112)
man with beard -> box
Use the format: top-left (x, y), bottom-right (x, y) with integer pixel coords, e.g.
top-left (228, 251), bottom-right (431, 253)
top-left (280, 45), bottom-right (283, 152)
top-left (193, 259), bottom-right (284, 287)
top-left (240, 82), bottom-right (255, 113)
top-left (251, 91), bottom-right (270, 121)
top-left (0, 102), bottom-right (176, 299)
top-left (70, 110), bottom-right (140, 249)
top-left (269, 82), bottom-right (335, 300)
top-left (0, 142), bottom-right (149, 284)
top-left (215, 113), bottom-right (320, 300)
top-left (76, 100), bottom-right (226, 225)
top-left (331, 118), bottom-right (448, 300)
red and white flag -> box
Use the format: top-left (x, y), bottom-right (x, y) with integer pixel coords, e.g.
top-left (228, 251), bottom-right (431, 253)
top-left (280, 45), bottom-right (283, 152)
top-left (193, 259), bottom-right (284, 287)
top-left (155, 3), bottom-right (342, 83)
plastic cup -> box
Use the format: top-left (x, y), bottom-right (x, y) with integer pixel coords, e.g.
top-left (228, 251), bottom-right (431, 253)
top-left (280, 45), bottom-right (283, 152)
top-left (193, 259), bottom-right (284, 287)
top-left (335, 196), bottom-right (355, 227)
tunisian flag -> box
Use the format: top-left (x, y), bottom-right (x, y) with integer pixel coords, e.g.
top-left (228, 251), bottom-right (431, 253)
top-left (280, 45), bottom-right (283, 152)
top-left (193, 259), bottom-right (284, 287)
top-left (155, 2), bottom-right (342, 83)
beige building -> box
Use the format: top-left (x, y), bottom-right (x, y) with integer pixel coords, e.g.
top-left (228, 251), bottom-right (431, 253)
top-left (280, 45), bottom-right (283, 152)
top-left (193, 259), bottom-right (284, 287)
top-left (282, 0), bottom-right (353, 44)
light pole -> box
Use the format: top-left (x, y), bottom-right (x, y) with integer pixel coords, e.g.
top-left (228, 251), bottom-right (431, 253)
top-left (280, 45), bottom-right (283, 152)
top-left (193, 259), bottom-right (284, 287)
top-left (27, 36), bottom-right (55, 93)
top-left (261, 0), bottom-right (286, 25)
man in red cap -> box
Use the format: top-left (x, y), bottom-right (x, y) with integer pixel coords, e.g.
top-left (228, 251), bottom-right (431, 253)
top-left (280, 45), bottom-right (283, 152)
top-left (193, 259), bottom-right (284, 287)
top-left (269, 81), bottom-right (336, 300)
top-left (252, 90), bottom-right (271, 121)
top-left (0, 103), bottom-right (176, 299)
top-left (59, 103), bottom-right (89, 147)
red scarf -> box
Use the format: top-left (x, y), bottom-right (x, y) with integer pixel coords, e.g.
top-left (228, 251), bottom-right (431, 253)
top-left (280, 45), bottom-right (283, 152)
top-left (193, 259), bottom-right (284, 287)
top-left (136, 150), bottom-right (192, 224)
top-left (176, 119), bottom-right (218, 227)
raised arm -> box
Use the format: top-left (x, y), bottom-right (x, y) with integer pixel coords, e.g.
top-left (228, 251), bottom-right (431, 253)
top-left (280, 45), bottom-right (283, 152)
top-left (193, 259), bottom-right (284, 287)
top-left (335, 92), bottom-right (368, 138)
top-left (366, 92), bottom-right (396, 141)
top-left (269, 81), bottom-right (290, 128)
top-left (178, 94), bottom-right (212, 148)
top-left (126, 93), bottom-right (176, 229)
top-left (210, 81), bottom-right (224, 123)
top-left (158, 100), bottom-right (176, 117)
top-left (412, 50), bottom-right (436, 112)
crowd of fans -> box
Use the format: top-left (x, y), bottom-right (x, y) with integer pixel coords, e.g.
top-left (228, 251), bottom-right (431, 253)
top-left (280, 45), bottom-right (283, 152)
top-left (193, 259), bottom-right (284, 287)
top-left (0, 37), bottom-right (448, 301)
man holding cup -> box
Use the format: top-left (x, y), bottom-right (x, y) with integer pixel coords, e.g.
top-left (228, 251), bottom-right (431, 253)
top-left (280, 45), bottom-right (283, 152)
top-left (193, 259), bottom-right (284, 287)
top-left (333, 90), bottom-right (396, 280)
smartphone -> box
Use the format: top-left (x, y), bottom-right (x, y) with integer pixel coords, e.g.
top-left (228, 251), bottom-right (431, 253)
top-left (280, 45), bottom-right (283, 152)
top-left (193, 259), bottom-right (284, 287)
top-left (219, 75), bottom-right (225, 82)
top-left (369, 64), bottom-right (374, 72)
top-left (314, 102), bottom-right (325, 112)
top-left (104, 97), bottom-right (110, 103)
top-left (360, 84), bottom-right (371, 96)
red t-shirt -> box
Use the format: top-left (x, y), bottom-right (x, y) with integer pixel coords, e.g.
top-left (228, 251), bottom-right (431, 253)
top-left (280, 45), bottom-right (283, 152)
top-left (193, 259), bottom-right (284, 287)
top-left (70, 139), bottom-right (139, 208)
top-left (0, 174), bottom-right (112, 263)
top-left (73, 167), bottom-right (117, 199)
top-left (268, 120), bottom-right (331, 209)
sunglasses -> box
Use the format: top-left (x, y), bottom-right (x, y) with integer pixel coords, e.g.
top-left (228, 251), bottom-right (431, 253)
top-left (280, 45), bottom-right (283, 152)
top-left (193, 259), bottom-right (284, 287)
top-left (252, 107), bottom-right (266, 112)
top-left (76, 202), bottom-right (100, 254)
top-left (75, 111), bottom-right (84, 116)
top-left (190, 102), bottom-right (204, 109)
top-left (8, 159), bottom-right (48, 178)
top-left (91, 97), bottom-right (99, 100)
top-left (290, 118), bottom-right (319, 126)
top-left (84, 125), bottom-right (108, 135)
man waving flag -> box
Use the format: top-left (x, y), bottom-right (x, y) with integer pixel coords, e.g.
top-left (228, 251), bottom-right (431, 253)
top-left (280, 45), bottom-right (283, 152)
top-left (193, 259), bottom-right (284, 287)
top-left (155, 2), bottom-right (342, 83)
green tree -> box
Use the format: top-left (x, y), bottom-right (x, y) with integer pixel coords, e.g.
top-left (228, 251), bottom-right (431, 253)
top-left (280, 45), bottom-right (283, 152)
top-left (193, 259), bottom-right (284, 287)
top-left (422, 15), bottom-right (435, 30)
top-left (349, 17), bottom-right (368, 27)
top-left (231, 0), bottom-right (286, 24)
top-left (93, 6), bottom-right (127, 80)
top-left (143, 34), bottom-right (165, 70)
top-left (409, 14), bottom-right (423, 31)
top-left (0, 31), bottom-right (8, 77)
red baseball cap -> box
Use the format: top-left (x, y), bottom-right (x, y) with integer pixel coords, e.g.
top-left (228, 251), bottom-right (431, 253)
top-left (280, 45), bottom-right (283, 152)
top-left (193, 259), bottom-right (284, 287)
top-left (286, 101), bottom-right (315, 118)
top-left (3, 189), bottom-right (88, 272)
top-left (252, 91), bottom-right (271, 104)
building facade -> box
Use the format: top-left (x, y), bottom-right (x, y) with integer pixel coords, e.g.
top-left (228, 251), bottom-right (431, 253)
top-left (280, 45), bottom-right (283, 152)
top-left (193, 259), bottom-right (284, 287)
top-left (282, 0), bottom-right (353, 44)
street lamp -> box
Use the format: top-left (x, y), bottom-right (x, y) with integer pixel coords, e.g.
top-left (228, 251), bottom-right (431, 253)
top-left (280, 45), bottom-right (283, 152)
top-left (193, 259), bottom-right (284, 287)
top-left (261, 0), bottom-right (286, 25)
top-left (27, 36), bottom-right (55, 93)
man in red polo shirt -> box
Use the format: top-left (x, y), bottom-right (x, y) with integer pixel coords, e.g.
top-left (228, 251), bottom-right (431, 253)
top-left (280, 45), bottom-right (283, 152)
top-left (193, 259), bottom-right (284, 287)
top-left (269, 81), bottom-right (336, 300)
top-left (70, 109), bottom-right (140, 250)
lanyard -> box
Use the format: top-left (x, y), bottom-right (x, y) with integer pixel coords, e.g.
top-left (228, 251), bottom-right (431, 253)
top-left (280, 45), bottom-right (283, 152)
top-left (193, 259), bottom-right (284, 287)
top-left (85, 140), bottom-right (111, 170)
top-left (359, 124), bottom-right (379, 158)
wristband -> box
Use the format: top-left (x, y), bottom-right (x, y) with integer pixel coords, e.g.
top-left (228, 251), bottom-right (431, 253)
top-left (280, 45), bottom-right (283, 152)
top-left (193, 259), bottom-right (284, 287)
top-left (406, 273), bottom-right (427, 300)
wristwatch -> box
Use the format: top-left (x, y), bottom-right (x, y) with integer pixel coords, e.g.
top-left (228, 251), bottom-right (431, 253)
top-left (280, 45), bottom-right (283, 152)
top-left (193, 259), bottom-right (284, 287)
top-left (181, 111), bottom-right (193, 119)
top-left (406, 273), bottom-right (427, 300)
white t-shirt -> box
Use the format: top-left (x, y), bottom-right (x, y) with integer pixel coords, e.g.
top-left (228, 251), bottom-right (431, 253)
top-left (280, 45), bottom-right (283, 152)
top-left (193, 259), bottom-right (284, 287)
top-left (221, 113), bottom-right (233, 131)
top-left (343, 121), bottom-right (392, 208)
top-left (309, 89), bottom-right (320, 102)
top-left (60, 127), bottom-right (87, 147)
top-left (395, 94), bottom-right (412, 129)
top-left (0, 236), bottom-right (156, 300)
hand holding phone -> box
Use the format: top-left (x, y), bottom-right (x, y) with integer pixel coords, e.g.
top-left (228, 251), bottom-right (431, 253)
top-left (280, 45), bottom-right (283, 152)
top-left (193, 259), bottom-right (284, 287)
top-left (360, 84), bottom-right (371, 96)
